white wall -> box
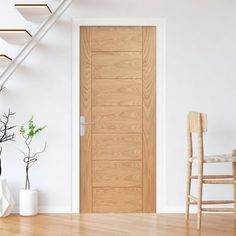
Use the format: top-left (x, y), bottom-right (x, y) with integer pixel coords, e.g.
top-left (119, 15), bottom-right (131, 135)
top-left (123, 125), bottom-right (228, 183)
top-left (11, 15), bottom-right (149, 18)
top-left (1, 0), bottom-right (236, 213)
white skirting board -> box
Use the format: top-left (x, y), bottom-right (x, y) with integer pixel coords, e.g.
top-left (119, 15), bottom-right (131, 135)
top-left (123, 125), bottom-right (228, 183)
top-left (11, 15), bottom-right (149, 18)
top-left (12, 205), bottom-right (189, 213)
top-left (13, 206), bottom-right (71, 214)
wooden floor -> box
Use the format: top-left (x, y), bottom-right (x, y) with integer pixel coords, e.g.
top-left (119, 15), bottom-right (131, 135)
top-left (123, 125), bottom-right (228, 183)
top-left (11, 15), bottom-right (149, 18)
top-left (0, 214), bottom-right (236, 236)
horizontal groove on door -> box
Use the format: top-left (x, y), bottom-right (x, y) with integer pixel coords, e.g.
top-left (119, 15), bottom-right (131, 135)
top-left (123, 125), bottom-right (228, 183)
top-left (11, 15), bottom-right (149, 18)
top-left (92, 105), bottom-right (142, 107)
top-left (92, 106), bottom-right (142, 133)
top-left (92, 51), bottom-right (142, 53)
top-left (93, 186), bottom-right (142, 189)
top-left (92, 79), bottom-right (142, 106)
top-left (91, 26), bottom-right (142, 52)
top-left (93, 160), bottom-right (142, 187)
top-left (92, 159), bottom-right (142, 162)
top-left (92, 105), bottom-right (142, 108)
top-left (91, 132), bottom-right (143, 135)
top-left (92, 77), bottom-right (141, 80)
top-left (93, 187), bottom-right (142, 213)
top-left (93, 134), bottom-right (142, 160)
top-left (92, 52), bottom-right (142, 79)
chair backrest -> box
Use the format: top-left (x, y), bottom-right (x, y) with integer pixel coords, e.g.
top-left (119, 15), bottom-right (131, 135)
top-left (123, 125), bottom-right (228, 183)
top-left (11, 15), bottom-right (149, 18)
top-left (188, 112), bottom-right (207, 133)
top-left (187, 112), bottom-right (207, 161)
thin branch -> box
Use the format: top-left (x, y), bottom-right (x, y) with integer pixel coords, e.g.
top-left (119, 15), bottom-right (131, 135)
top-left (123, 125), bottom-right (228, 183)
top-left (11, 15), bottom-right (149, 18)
top-left (0, 109), bottom-right (16, 143)
top-left (18, 148), bottom-right (28, 157)
top-left (0, 110), bottom-right (15, 177)
top-left (32, 142), bottom-right (47, 158)
top-left (20, 117), bottom-right (46, 190)
top-left (28, 159), bottom-right (37, 169)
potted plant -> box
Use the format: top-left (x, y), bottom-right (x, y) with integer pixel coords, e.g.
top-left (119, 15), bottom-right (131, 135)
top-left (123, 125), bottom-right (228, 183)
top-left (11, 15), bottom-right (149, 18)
top-left (19, 116), bottom-right (46, 216)
top-left (0, 109), bottom-right (16, 217)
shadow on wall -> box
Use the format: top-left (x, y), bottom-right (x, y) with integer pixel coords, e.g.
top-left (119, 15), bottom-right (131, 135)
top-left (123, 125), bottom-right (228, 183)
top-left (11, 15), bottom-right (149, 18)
top-left (76, 0), bottom-right (115, 8)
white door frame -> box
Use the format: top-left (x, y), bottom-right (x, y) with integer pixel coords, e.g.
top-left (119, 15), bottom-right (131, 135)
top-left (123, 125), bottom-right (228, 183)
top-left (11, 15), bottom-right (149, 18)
top-left (71, 18), bottom-right (166, 213)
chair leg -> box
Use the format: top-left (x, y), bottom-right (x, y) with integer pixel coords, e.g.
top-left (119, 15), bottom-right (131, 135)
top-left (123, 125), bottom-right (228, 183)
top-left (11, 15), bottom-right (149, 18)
top-left (233, 162), bottom-right (236, 219)
top-left (197, 161), bottom-right (203, 230)
top-left (185, 160), bottom-right (192, 221)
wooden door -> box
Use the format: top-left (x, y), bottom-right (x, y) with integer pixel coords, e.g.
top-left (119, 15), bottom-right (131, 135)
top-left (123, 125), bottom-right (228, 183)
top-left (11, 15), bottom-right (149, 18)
top-left (80, 26), bottom-right (156, 213)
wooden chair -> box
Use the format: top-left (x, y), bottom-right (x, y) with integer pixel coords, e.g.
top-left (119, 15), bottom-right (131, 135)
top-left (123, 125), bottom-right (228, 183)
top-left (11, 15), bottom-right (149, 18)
top-left (185, 112), bottom-right (236, 230)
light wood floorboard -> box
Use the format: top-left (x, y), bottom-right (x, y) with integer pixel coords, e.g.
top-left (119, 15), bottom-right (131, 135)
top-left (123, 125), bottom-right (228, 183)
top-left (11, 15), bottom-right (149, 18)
top-left (0, 214), bottom-right (236, 236)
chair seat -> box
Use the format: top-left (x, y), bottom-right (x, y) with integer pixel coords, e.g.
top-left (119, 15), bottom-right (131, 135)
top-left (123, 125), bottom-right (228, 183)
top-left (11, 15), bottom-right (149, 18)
top-left (191, 154), bottom-right (236, 163)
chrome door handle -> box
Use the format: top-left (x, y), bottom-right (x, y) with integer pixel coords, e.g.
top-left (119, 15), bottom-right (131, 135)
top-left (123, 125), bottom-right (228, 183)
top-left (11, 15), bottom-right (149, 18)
top-left (80, 116), bottom-right (95, 136)
top-left (81, 121), bottom-right (96, 125)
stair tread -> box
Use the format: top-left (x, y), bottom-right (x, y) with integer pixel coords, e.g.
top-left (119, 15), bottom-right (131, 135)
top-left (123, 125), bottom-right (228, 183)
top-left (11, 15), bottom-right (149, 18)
top-left (0, 54), bottom-right (12, 67)
top-left (15, 4), bottom-right (52, 22)
top-left (0, 29), bottom-right (32, 44)
top-left (0, 54), bottom-right (12, 60)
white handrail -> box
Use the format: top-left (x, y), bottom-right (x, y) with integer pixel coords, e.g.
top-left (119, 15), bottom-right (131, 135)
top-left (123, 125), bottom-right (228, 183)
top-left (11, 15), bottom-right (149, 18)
top-left (0, 0), bottom-right (73, 89)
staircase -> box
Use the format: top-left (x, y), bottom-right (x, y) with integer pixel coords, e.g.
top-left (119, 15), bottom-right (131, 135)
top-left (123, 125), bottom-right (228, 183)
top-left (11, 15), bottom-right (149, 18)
top-left (0, 0), bottom-right (73, 90)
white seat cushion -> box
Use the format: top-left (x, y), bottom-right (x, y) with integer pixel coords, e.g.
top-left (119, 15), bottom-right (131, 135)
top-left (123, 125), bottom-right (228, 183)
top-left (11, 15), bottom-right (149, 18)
top-left (192, 154), bottom-right (236, 163)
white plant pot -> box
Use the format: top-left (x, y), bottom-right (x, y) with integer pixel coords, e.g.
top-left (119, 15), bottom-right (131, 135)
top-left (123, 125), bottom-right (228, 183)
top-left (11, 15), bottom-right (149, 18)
top-left (19, 189), bottom-right (38, 216)
top-left (0, 178), bottom-right (15, 217)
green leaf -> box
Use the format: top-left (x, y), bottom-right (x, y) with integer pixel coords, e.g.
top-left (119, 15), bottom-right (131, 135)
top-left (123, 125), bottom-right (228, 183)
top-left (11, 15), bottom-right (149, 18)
top-left (19, 125), bottom-right (25, 135)
top-left (19, 116), bottom-right (46, 139)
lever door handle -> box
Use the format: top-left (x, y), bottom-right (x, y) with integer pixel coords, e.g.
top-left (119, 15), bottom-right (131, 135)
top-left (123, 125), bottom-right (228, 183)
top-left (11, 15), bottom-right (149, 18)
top-left (80, 121), bottom-right (96, 125)
top-left (80, 116), bottom-right (95, 136)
